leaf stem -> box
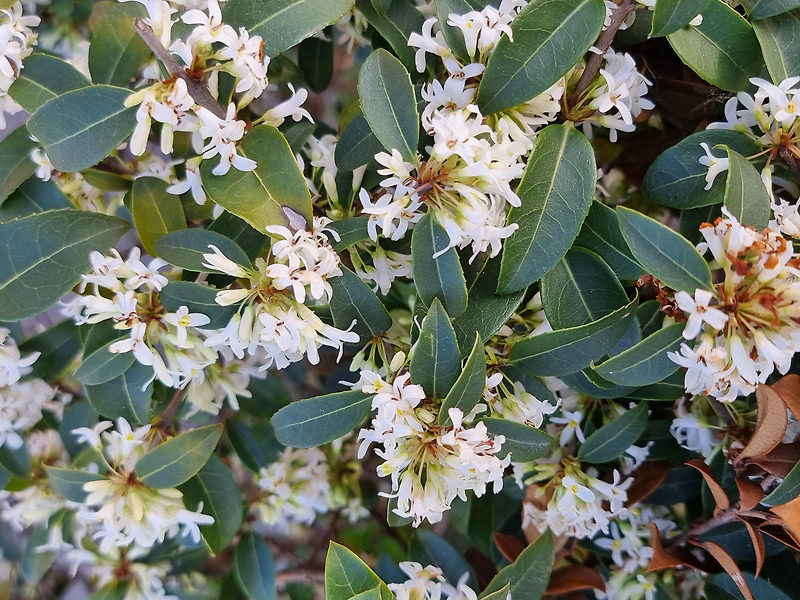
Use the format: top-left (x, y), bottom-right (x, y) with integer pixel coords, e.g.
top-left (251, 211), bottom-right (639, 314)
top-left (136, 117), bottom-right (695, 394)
top-left (159, 387), bottom-right (187, 432)
top-left (133, 18), bottom-right (226, 119)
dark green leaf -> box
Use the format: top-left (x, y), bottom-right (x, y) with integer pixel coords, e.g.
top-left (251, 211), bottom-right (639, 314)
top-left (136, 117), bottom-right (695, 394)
top-left (667, 0), bottom-right (764, 92)
top-left (328, 217), bottom-right (370, 252)
top-left (131, 177), bottom-right (186, 256)
top-left (208, 212), bottom-right (268, 261)
top-left (498, 123), bottom-right (595, 294)
top-left (410, 299), bottom-right (461, 398)
top-left (201, 125), bottom-right (313, 231)
top-left (651, 0), bottom-right (712, 37)
top-left (578, 401), bottom-right (648, 463)
top-left (27, 85), bottom-right (136, 173)
top-left (227, 421), bottom-right (268, 473)
top-left (329, 266), bottom-right (393, 343)
top-left (358, 49), bottom-right (419, 164)
top-left (75, 335), bottom-right (136, 386)
top-left (271, 390), bottom-right (372, 447)
top-left (335, 111), bottom-right (384, 172)
top-left (477, 0), bottom-right (605, 114)
top-left (18, 319), bottom-right (81, 381)
top-left (89, 1), bottom-right (151, 86)
top-left (84, 361), bottom-right (153, 424)
top-left (159, 281), bottom-right (237, 329)
top-left (0, 177), bottom-right (71, 222)
top-left (136, 424), bottom-right (223, 489)
top-left (743, 0), bottom-right (800, 19)
top-left (412, 213), bottom-right (468, 317)
top-left (224, 0), bottom-right (354, 56)
top-left (60, 400), bottom-right (98, 457)
top-left (298, 33), bottom-right (333, 93)
top-left (763, 457), bottom-right (800, 505)
top-left (434, 0), bottom-right (488, 62)
top-left (574, 201), bottom-right (645, 281)
top-left (325, 542), bottom-right (392, 600)
top-left (22, 524), bottom-right (58, 584)
top-left (0, 442), bottom-right (30, 477)
top-left (355, 0), bottom-right (425, 70)
top-left (181, 455), bottom-right (243, 555)
top-left (480, 530), bottom-right (553, 600)
top-left (722, 146), bottom-right (771, 229)
top-left (706, 572), bottom-right (791, 600)
top-left (0, 125), bottom-right (37, 204)
top-left (540, 248), bottom-right (628, 329)
top-left (8, 53), bottom-right (91, 113)
top-left (410, 530), bottom-right (476, 589)
top-left (439, 332), bottom-right (486, 426)
top-left (617, 207), bottom-right (711, 293)
top-left (280, 118), bottom-right (317, 155)
top-left (560, 368), bottom-right (637, 399)
top-left (481, 418), bottom-right (554, 462)
top-left (0, 210), bottom-right (129, 321)
top-left (44, 466), bottom-right (106, 503)
top-left (592, 324), bottom-right (683, 387)
top-left (509, 297), bottom-right (637, 377)
top-left (752, 10), bottom-right (800, 98)
top-left (234, 532), bottom-right (277, 600)
top-left (154, 228), bottom-right (251, 272)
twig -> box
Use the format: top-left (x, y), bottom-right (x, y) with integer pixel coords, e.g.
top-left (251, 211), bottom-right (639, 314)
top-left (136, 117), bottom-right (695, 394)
top-left (133, 18), bottom-right (226, 119)
top-left (158, 387), bottom-right (187, 432)
top-left (569, 0), bottom-right (638, 106)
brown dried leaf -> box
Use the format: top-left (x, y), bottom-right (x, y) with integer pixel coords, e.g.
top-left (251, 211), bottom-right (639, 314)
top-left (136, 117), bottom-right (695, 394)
top-left (737, 385), bottom-right (788, 463)
top-left (695, 540), bottom-right (754, 600)
top-left (546, 565), bottom-right (606, 594)
top-left (735, 478), bottom-right (763, 511)
top-left (624, 461), bottom-right (670, 507)
top-left (750, 442), bottom-right (800, 478)
top-left (770, 495), bottom-right (800, 548)
top-left (686, 459), bottom-right (730, 515)
top-left (758, 522), bottom-right (800, 553)
top-left (646, 524), bottom-right (685, 572)
top-left (742, 521), bottom-right (765, 578)
top-left (493, 533), bottom-right (526, 563)
top-left (771, 374), bottom-right (800, 420)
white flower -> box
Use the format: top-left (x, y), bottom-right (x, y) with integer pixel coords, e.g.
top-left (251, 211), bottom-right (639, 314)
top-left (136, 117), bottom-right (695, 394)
top-left (698, 142), bottom-right (729, 190)
top-left (196, 103), bottom-right (257, 175)
top-left (674, 288), bottom-right (729, 340)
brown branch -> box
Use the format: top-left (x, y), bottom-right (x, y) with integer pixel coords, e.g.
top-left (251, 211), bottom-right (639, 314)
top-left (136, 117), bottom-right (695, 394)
top-left (569, 0), bottom-right (638, 106)
top-left (158, 387), bottom-right (187, 432)
top-left (133, 18), bottom-right (226, 119)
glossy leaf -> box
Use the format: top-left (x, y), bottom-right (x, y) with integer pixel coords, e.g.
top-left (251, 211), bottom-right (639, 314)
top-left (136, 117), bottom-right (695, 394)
top-left (540, 248), bottom-right (629, 329)
top-left (44, 467), bottom-right (106, 503)
top-left (27, 85), bottom-right (136, 173)
top-left (0, 177), bottom-right (71, 222)
top-left (509, 298), bottom-right (637, 376)
top-left (75, 335), bottom-right (136, 386)
top-left (335, 111), bottom-right (384, 172)
top-left (752, 10), bottom-right (800, 91)
top-left (8, 53), bottom-right (91, 113)
top-left (481, 418), bottom-right (554, 462)
top-left (477, 0), bottom-right (605, 114)
top-left (235, 532), bottom-right (277, 600)
top-left (22, 524), bottom-right (58, 584)
top-left (18, 318), bottom-right (81, 381)
top-left (578, 401), bottom-right (649, 463)
top-left (592, 324), bottom-right (684, 387)
top-left (412, 213), bottom-right (468, 317)
top-left (131, 177), bottom-right (186, 256)
top-left (84, 362), bottom-right (153, 424)
top-left (223, 0), bottom-right (355, 57)
top-left (763, 457), bottom-right (800, 505)
top-left (201, 125), bottom-right (313, 231)
top-left (498, 123), bottom-right (595, 294)
top-left (328, 266), bottom-right (393, 343)
top-left (0, 442), bottom-right (30, 476)
top-left (434, 0), bottom-right (483, 61)
top-left (722, 146), bottom-right (771, 229)
top-left (439, 332), bottom-right (486, 426)
top-left (0, 210), bottom-right (129, 321)
top-left (706, 572), bottom-right (791, 600)
top-left (327, 217), bottom-right (370, 252)
top-left (410, 530), bottom-right (476, 589)
top-left (88, 1), bottom-right (151, 86)
top-left (159, 281), bottom-right (238, 329)
top-left (154, 228), bottom-right (251, 272)
top-left (208, 211), bottom-right (268, 261)
top-left (227, 421), bottom-right (268, 473)
top-left (271, 390), bottom-right (373, 447)
top-left (136, 424), bottom-right (223, 489)
top-left (325, 543), bottom-right (392, 600)
top-left (743, 0), bottom-right (800, 19)
top-left (358, 49), bottom-right (419, 164)
top-left (617, 207), bottom-right (711, 293)
top-left (574, 201), bottom-right (645, 281)
top-left (298, 33), bottom-right (333, 93)
top-left (410, 299), bottom-right (462, 398)
top-left (0, 125), bottom-right (37, 204)
top-left (667, 0), bottom-right (764, 92)
top-left (480, 531), bottom-right (554, 600)
top-left (651, 0), bottom-right (712, 36)
top-left (355, 0), bottom-right (425, 70)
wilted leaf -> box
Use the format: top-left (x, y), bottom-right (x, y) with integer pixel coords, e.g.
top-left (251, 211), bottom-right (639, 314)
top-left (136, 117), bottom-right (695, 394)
top-left (546, 565), bottom-right (606, 595)
top-left (695, 540), bottom-right (754, 600)
top-left (647, 524), bottom-right (685, 571)
top-left (686, 459), bottom-right (730, 515)
top-left (737, 384), bottom-right (789, 463)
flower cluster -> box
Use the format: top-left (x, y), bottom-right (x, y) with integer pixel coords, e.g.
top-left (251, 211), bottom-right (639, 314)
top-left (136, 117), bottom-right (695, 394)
top-left (0, 1), bottom-right (38, 129)
top-left (389, 561), bottom-right (478, 600)
top-left (668, 209), bottom-right (800, 401)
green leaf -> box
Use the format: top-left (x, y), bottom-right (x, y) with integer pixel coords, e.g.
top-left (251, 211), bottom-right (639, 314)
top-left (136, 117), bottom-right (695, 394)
top-left (75, 334), bottom-right (136, 386)
top-left (763, 456), bottom-right (800, 505)
top-left (154, 228), bottom-right (251, 272)
top-left (412, 213), bottom-right (468, 317)
top-left (223, 0), bottom-right (354, 57)
top-left (328, 266), bottom-right (393, 343)
top-left (325, 542), bottom-right (392, 600)
top-left (328, 217), bottom-right (370, 252)
top-left (410, 529), bottom-right (476, 590)
top-left (358, 49), bottom-right (419, 164)
top-left (481, 586), bottom-right (511, 600)
top-left (433, 0), bottom-right (488, 62)
top-left (227, 421), bottom-right (269, 473)
top-left (298, 33), bottom-right (333, 93)
top-left (410, 299), bottom-right (462, 398)
top-left (651, 0), bottom-right (712, 37)
top-left (706, 572), bottom-right (792, 600)
top-left (752, 10), bottom-right (800, 95)
top-left (592, 324), bottom-right (683, 387)
top-left (540, 248), bottom-right (629, 329)
top-left (159, 281), bottom-right (237, 329)
top-left (27, 85), bottom-right (136, 173)
top-left (0, 177), bottom-right (71, 222)
top-left (642, 129), bottom-right (761, 210)
top-left (477, 0), bottom-right (605, 114)
top-left (8, 53), bottom-right (91, 113)
top-left (617, 207), bottom-right (711, 293)
top-left (574, 201), bottom-right (645, 281)
top-left (271, 390), bottom-right (373, 447)
top-left (481, 418), bottom-right (554, 462)
top-left (438, 332), bottom-right (486, 426)
top-left (480, 531), bottom-right (554, 600)
top-left (578, 401), bottom-right (649, 463)
top-left (235, 532), bottom-right (277, 600)
top-left (498, 123), bottom-right (595, 294)
top-left (335, 111), bottom-right (384, 172)
top-left (208, 211), bottom-right (268, 261)
top-left (22, 524), bottom-right (58, 584)
top-left (89, 1), bottom-right (151, 86)
top-left (744, 0), bottom-right (800, 19)
top-left (667, 0), bottom-right (764, 92)
top-left (18, 319), bottom-right (81, 381)
top-left (0, 442), bottom-right (30, 476)
top-left (136, 424), bottom-right (223, 489)
top-left (131, 177), bottom-right (186, 256)
top-left (720, 146), bottom-right (771, 230)
top-left (0, 125), bottom-right (37, 204)
top-left (0, 210), bottom-right (129, 321)
top-left (44, 466), bottom-right (106, 503)
top-left (201, 125), bottom-right (313, 231)
top-left (355, 0), bottom-right (425, 71)
top-left (509, 297), bottom-right (638, 376)
top-left (181, 455), bottom-right (243, 555)
top-left (85, 361), bottom-right (153, 424)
